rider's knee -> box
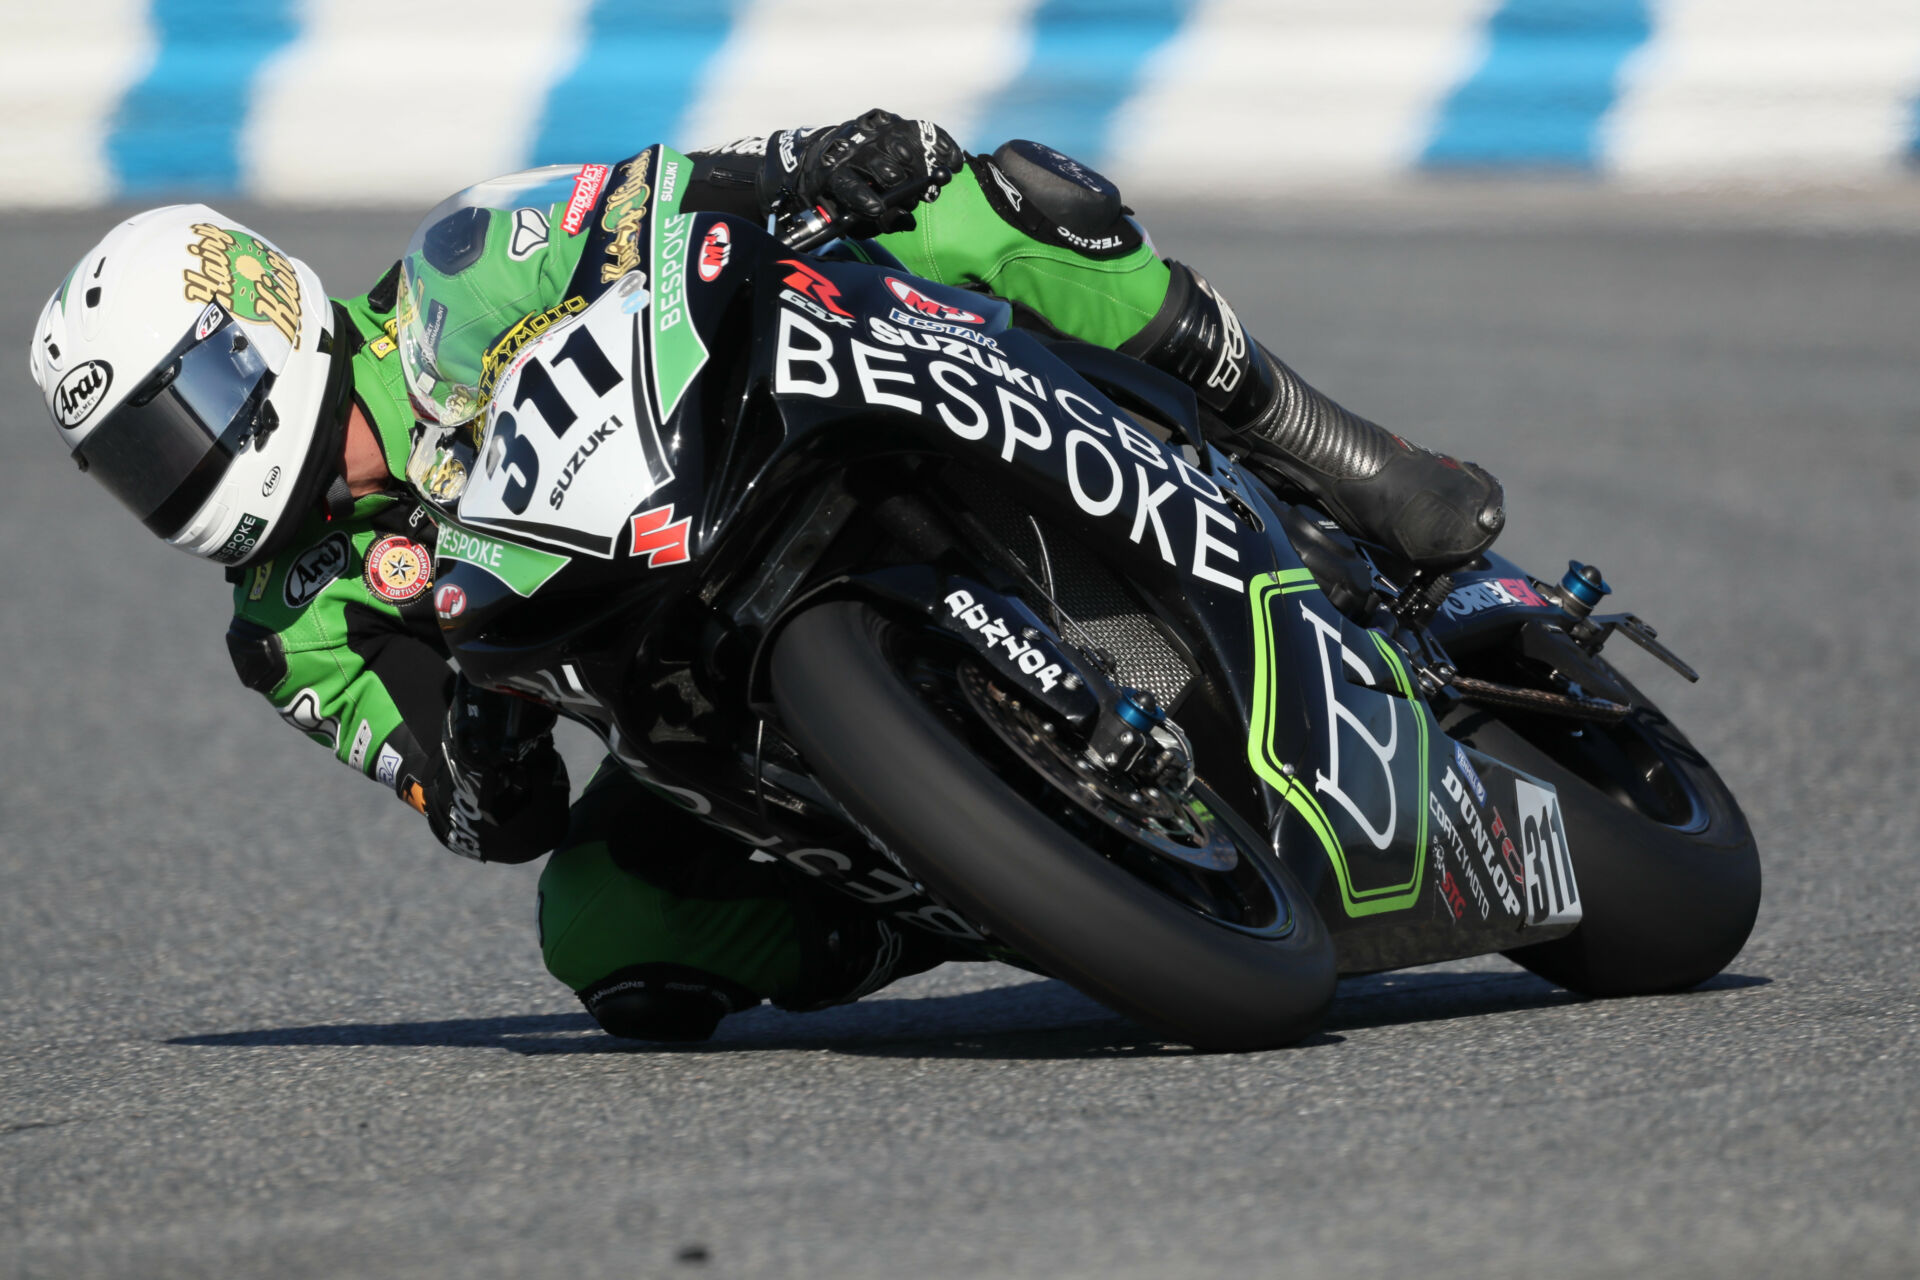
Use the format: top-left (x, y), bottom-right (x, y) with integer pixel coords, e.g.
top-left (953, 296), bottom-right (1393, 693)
top-left (974, 139), bottom-right (1146, 261)
top-left (575, 963), bottom-right (762, 1043)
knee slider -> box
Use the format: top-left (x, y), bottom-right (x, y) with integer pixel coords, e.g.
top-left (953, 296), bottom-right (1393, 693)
top-left (576, 963), bottom-right (760, 1043)
top-left (976, 140), bottom-right (1143, 259)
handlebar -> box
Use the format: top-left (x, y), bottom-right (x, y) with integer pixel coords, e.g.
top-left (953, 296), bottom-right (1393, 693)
top-left (777, 166), bottom-right (954, 253)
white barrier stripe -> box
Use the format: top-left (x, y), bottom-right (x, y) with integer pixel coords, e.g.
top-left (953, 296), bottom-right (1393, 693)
top-left (1112, 0), bottom-right (1501, 193)
top-left (241, 0), bottom-right (592, 203)
top-left (1606, 0), bottom-right (1920, 180)
top-left (677, 0), bottom-right (1044, 156)
top-left (0, 0), bottom-right (154, 206)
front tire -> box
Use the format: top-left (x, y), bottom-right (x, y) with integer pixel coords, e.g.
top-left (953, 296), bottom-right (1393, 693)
top-left (771, 602), bottom-right (1336, 1051)
top-left (1450, 669), bottom-right (1761, 997)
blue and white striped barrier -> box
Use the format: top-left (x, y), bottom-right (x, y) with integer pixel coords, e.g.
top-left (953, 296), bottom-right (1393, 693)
top-left (5, 0), bottom-right (1920, 206)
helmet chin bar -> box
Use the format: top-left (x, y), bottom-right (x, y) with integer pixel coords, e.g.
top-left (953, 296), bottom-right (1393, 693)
top-left (242, 301), bottom-right (358, 565)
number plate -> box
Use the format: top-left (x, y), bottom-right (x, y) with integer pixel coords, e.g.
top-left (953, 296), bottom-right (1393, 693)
top-left (458, 288), bottom-right (675, 558)
top-left (1512, 775), bottom-right (1582, 927)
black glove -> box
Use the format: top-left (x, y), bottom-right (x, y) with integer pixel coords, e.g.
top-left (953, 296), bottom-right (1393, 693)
top-left (432, 674), bottom-right (569, 862)
top-left (757, 109), bottom-right (964, 237)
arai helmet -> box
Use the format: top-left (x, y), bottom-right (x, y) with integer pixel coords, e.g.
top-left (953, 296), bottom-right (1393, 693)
top-left (28, 205), bottom-right (350, 567)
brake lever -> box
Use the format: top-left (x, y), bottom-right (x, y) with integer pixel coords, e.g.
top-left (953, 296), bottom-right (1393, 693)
top-left (778, 166), bottom-right (954, 253)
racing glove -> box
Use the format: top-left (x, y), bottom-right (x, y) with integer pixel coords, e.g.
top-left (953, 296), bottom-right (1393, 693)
top-left (427, 674), bottom-right (570, 864)
top-left (752, 110), bottom-right (964, 237)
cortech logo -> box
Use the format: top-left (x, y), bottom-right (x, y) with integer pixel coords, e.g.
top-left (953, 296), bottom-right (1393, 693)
top-left (52, 359), bottom-right (111, 427)
top-left (182, 223), bottom-right (303, 348)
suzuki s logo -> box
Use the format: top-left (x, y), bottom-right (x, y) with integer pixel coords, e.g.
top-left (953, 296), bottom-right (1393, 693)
top-left (53, 360), bottom-right (112, 428)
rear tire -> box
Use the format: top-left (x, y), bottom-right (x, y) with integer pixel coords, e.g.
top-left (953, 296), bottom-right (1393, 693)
top-left (772, 602), bottom-right (1336, 1051)
top-left (1450, 671), bottom-right (1761, 996)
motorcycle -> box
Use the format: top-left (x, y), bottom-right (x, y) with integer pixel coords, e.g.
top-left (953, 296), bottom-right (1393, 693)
top-left (397, 148), bottom-right (1760, 1050)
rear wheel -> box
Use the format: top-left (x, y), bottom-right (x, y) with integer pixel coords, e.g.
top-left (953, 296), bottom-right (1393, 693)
top-left (1449, 649), bottom-right (1761, 996)
top-left (771, 601), bottom-right (1336, 1051)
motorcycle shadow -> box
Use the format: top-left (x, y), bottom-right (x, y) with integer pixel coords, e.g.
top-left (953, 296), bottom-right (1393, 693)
top-left (166, 969), bottom-right (1766, 1060)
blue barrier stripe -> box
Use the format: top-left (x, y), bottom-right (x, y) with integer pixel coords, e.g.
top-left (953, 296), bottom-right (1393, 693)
top-left (108, 0), bottom-right (301, 196)
top-left (1421, 0), bottom-right (1651, 170)
top-left (972, 0), bottom-right (1192, 165)
top-left (530, 0), bottom-right (742, 167)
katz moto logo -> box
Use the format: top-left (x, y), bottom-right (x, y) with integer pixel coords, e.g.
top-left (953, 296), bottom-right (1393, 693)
top-left (629, 504), bottom-right (692, 567)
top-left (434, 582), bottom-right (467, 619)
top-left (52, 360), bottom-right (112, 428)
top-left (697, 223), bottom-right (732, 282)
top-left (886, 277), bottom-right (983, 325)
top-left (1443, 576), bottom-right (1545, 619)
top-left (561, 163), bottom-right (612, 236)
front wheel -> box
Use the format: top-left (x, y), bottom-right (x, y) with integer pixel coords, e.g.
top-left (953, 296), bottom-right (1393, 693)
top-left (771, 602), bottom-right (1336, 1051)
top-left (1449, 658), bottom-right (1761, 996)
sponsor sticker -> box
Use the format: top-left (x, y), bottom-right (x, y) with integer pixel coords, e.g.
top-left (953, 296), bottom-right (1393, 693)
top-left (181, 223), bottom-right (302, 347)
top-left (434, 582), bottom-right (467, 619)
top-left (283, 532), bottom-right (351, 608)
top-left (628, 503), bottom-right (692, 567)
top-left (886, 277), bottom-right (983, 325)
top-left (246, 560), bottom-right (273, 602)
top-left (1453, 742), bottom-right (1487, 804)
top-left (1443, 576), bottom-right (1546, 619)
top-left (193, 302), bottom-right (226, 341)
top-left (599, 153), bottom-right (653, 283)
top-left (363, 534), bottom-right (431, 603)
top-left (561, 163), bottom-right (611, 236)
top-left (346, 718), bottom-right (373, 771)
top-left (697, 223), bottom-right (731, 282)
top-left (375, 743), bottom-right (403, 789)
top-left (260, 465), bottom-right (282, 497)
top-left (943, 588), bottom-right (1065, 693)
top-left (52, 360), bottom-right (112, 428)
top-left (211, 511), bottom-right (268, 566)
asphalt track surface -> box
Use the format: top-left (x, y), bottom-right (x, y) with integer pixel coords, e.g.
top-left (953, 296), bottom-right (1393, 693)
top-left (2, 194), bottom-right (1916, 1279)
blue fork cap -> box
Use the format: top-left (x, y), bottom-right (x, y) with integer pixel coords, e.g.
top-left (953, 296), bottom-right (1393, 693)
top-left (1561, 561), bottom-right (1612, 608)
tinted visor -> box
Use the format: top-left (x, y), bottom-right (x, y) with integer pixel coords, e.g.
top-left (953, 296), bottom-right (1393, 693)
top-left (76, 312), bottom-right (277, 538)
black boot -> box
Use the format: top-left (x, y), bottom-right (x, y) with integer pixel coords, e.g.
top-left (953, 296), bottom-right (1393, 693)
top-left (1123, 262), bottom-right (1505, 570)
top-left (774, 897), bottom-right (951, 1013)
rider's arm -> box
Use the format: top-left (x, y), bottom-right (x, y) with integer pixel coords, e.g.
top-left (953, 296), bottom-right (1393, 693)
top-left (223, 509), bottom-right (568, 864)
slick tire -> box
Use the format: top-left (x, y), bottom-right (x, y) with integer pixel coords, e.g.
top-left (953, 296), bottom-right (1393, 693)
top-left (1451, 680), bottom-right (1761, 997)
top-left (772, 602), bottom-right (1336, 1052)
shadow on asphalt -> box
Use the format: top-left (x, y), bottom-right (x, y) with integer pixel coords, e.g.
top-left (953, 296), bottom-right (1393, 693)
top-left (167, 969), bottom-right (1770, 1060)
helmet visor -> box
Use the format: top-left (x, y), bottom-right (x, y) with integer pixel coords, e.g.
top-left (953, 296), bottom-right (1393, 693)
top-left (76, 310), bottom-right (277, 538)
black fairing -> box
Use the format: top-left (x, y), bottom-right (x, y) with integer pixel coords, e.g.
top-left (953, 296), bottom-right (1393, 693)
top-left (420, 154), bottom-right (1585, 973)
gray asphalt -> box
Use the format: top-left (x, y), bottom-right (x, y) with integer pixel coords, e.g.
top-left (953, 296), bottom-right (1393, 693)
top-left (2, 195), bottom-right (1916, 1279)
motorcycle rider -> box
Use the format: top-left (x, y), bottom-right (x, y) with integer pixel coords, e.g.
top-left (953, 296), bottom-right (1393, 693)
top-left (31, 110), bottom-right (1503, 1042)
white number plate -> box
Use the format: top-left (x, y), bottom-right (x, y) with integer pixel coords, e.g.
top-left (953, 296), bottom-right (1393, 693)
top-left (459, 290), bottom-right (674, 558)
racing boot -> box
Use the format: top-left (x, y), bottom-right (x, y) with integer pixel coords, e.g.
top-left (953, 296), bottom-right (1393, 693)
top-left (1123, 262), bottom-right (1506, 570)
top-left (774, 898), bottom-right (951, 1013)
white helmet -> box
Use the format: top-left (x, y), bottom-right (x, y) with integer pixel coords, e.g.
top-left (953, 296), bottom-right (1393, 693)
top-left (28, 205), bottom-right (349, 567)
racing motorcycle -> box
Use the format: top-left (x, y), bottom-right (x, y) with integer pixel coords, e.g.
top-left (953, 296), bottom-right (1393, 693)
top-left (399, 148), bottom-right (1760, 1050)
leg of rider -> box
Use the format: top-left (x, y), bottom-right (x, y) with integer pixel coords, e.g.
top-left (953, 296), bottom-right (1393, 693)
top-left (877, 141), bottom-right (1506, 570)
top-left (539, 760), bottom-right (942, 1041)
